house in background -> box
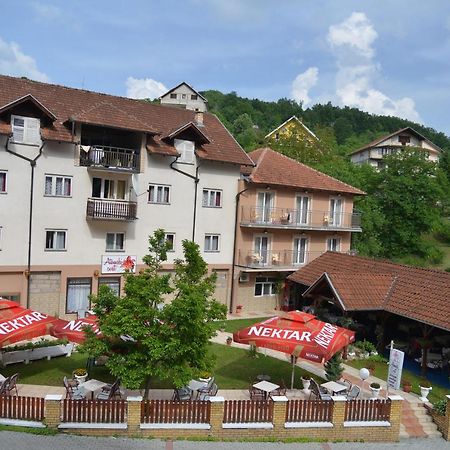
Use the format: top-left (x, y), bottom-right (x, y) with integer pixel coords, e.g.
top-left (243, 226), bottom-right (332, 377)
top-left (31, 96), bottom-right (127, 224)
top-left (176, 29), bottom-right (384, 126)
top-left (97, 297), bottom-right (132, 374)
top-left (265, 116), bottom-right (318, 145)
top-left (349, 127), bottom-right (441, 170)
top-left (159, 82), bottom-right (208, 112)
top-left (232, 148), bottom-right (364, 313)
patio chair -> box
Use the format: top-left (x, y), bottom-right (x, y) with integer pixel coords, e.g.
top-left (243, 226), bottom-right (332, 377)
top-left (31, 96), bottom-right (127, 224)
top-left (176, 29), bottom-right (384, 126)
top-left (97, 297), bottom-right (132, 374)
top-left (63, 376), bottom-right (85, 400)
top-left (172, 387), bottom-right (193, 401)
top-left (0, 376), bottom-right (10, 395)
top-left (346, 385), bottom-right (361, 400)
top-left (199, 383), bottom-right (218, 401)
top-left (309, 379), bottom-right (332, 401)
top-left (96, 378), bottom-right (121, 400)
top-left (341, 379), bottom-right (352, 392)
top-left (249, 384), bottom-right (265, 401)
top-left (2, 373), bottom-right (19, 396)
top-left (198, 377), bottom-right (215, 395)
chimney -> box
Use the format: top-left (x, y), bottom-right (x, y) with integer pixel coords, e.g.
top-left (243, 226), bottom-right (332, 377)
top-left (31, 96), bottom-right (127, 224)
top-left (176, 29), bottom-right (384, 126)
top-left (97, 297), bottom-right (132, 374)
top-left (195, 111), bottom-right (204, 127)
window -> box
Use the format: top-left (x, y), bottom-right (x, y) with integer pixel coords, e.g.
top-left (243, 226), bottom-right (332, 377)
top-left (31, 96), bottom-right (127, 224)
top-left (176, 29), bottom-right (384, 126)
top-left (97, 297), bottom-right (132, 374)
top-left (254, 277), bottom-right (277, 297)
top-left (165, 233), bottom-right (175, 251)
top-left (67, 278), bottom-right (91, 314)
top-left (0, 171), bottom-right (6, 193)
top-left (398, 135), bottom-right (410, 145)
top-left (45, 175), bottom-right (72, 197)
top-left (92, 178), bottom-right (126, 200)
top-left (170, 93), bottom-right (177, 99)
top-left (296, 195), bottom-right (310, 224)
top-left (45, 230), bottom-right (66, 251)
top-left (191, 94), bottom-right (198, 100)
top-left (106, 232), bottom-right (125, 251)
top-left (174, 139), bottom-right (195, 164)
top-left (11, 115), bottom-right (41, 145)
top-left (293, 237), bottom-right (308, 265)
top-left (0, 293), bottom-right (20, 302)
top-left (327, 237), bottom-right (341, 252)
top-left (329, 197), bottom-right (343, 226)
top-left (204, 234), bottom-right (220, 252)
top-left (202, 189), bottom-right (222, 208)
top-left (98, 277), bottom-right (120, 296)
top-left (181, 94), bottom-right (187, 99)
top-left (148, 183), bottom-right (170, 204)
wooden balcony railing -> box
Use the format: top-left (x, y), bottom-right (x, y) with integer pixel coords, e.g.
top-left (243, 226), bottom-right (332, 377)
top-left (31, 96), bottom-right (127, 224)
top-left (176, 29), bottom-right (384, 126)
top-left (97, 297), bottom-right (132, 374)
top-left (86, 198), bottom-right (137, 221)
top-left (80, 145), bottom-right (140, 172)
top-left (240, 206), bottom-right (362, 230)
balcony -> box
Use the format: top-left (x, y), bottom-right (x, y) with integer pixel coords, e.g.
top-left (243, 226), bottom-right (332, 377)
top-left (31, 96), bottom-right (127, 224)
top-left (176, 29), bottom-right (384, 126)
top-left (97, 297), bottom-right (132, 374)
top-left (237, 249), bottom-right (336, 270)
top-left (240, 206), bottom-right (362, 232)
top-left (86, 198), bottom-right (137, 221)
top-left (80, 145), bottom-right (140, 172)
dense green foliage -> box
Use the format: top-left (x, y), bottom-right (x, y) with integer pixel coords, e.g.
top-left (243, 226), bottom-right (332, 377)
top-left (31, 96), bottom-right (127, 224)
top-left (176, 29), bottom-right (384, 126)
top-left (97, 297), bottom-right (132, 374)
top-left (324, 352), bottom-right (344, 382)
top-left (81, 230), bottom-right (226, 398)
top-left (202, 90), bottom-right (450, 265)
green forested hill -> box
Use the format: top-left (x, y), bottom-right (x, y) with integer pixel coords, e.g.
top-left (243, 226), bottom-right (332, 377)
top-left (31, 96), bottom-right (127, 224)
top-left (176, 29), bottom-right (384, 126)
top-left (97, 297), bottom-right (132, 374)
top-left (201, 90), bottom-right (450, 153)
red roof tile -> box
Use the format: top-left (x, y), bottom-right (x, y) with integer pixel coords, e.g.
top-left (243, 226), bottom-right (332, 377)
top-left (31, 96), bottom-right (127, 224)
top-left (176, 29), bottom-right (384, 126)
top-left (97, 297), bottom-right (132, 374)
top-left (244, 148), bottom-right (365, 195)
top-left (0, 75), bottom-right (253, 166)
top-left (288, 252), bottom-right (450, 332)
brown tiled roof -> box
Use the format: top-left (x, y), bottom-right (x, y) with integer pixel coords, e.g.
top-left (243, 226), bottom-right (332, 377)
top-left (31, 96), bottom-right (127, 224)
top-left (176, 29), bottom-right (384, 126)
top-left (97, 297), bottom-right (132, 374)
top-left (0, 75), bottom-right (253, 165)
top-left (243, 148), bottom-right (365, 195)
top-left (288, 252), bottom-right (450, 332)
top-left (349, 127), bottom-right (442, 155)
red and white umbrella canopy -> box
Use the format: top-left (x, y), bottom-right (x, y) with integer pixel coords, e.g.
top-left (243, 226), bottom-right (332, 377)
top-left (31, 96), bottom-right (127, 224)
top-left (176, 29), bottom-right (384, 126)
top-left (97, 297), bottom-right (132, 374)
top-left (0, 299), bottom-right (61, 347)
top-left (233, 311), bottom-right (355, 363)
top-left (51, 316), bottom-right (101, 344)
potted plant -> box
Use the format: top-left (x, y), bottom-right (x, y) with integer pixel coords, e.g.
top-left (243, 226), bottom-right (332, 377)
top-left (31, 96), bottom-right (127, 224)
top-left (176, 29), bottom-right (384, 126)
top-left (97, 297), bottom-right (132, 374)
top-left (73, 368), bottom-right (88, 383)
top-left (402, 379), bottom-right (412, 393)
top-left (226, 336), bottom-right (233, 346)
top-left (419, 379), bottom-right (432, 402)
top-left (370, 382), bottom-right (381, 399)
top-left (301, 375), bottom-right (311, 392)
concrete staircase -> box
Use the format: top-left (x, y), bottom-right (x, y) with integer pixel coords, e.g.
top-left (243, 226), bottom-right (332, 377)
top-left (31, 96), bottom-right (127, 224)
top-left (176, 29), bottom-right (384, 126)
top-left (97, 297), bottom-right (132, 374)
top-left (400, 400), bottom-right (442, 439)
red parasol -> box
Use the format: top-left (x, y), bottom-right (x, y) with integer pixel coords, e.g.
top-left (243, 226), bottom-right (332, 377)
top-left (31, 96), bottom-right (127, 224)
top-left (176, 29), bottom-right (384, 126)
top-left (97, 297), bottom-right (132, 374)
top-left (233, 311), bottom-right (355, 388)
top-left (51, 316), bottom-right (101, 344)
top-left (0, 299), bottom-right (61, 347)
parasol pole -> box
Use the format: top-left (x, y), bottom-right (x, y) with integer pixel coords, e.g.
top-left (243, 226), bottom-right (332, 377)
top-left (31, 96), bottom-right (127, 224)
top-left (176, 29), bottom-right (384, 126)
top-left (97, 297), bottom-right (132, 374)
top-left (290, 355), bottom-right (297, 390)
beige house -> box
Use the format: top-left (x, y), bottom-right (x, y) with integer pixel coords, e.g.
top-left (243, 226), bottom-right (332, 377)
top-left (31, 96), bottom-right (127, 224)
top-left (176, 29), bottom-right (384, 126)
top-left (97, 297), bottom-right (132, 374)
top-left (265, 116), bottom-right (318, 144)
top-left (160, 82), bottom-right (208, 112)
top-left (350, 127), bottom-right (441, 169)
top-left (231, 148), bottom-right (364, 313)
top-left (0, 75), bottom-right (252, 318)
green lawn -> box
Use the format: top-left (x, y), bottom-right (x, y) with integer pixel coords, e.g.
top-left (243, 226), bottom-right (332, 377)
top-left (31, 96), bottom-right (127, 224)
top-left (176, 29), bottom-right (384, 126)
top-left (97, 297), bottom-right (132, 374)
top-left (2, 342), bottom-right (318, 390)
top-left (214, 317), bottom-right (270, 334)
top-left (346, 359), bottom-right (448, 404)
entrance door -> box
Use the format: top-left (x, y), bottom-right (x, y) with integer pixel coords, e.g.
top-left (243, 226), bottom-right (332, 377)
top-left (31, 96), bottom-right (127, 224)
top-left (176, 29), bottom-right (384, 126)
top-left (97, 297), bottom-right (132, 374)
top-left (257, 192), bottom-right (274, 223)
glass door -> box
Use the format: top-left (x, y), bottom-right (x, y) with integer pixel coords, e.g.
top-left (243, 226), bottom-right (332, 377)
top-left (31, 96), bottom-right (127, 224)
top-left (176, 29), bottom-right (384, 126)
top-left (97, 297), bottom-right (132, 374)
top-left (257, 192), bottom-right (274, 223)
top-left (296, 196), bottom-right (310, 225)
top-left (330, 198), bottom-right (343, 226)
top-left (293, 237), bottom-right (307, 265)
top-left (254, 235), bottom-right (270, 266)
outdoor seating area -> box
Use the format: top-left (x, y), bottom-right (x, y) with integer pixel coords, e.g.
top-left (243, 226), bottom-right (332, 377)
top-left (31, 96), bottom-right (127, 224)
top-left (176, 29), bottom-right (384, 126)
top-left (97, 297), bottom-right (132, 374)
top-left (62, 373), bottom-right (122, 401)
top-left (173, 376), bottom-right (218, 401)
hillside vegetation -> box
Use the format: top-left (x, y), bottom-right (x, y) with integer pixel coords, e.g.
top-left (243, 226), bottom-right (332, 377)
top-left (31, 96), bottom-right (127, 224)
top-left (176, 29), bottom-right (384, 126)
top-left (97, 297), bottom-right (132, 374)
top-left (201, 90), bottom-right (450, 268)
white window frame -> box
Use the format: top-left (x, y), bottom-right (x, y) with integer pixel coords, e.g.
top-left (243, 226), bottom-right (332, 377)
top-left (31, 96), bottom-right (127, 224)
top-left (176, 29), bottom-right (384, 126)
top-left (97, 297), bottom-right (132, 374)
top-left (204, 234), bottom-right (220, 252)
top-left (148, 183), bottom-right (171, 204)
top-left (98, 277), bottom-right (121, 296)
top-left (295, 194), bottom-right (311, 225)
top-left (45, 229), bottom-right (67, 251)
top-left (327, 236), bottom-right (341, 252)
top-left (92, 177), bottom-right (127, 200)
top-left (170, 93), bottom-right (177, 99)
top-left (202, 188), bottom-right (222, 208)
top-left (106, 232), bottom-right (125, 252)
top-left (66, 277), bottom-right (91, 314)
top-left (293, 235), bottom-right (309, 265)
top-left (254, 276), bottom-right (277, 297)
top-left (11, 115), bottom-right (41, 145)
top-left (329, 196), bottom-right (343, 227)
top-left (174, 139), bottom-right (195, 164)
top-left (45, 174), bottom-right (72, 197)
top-left (0, 171), bottom-right (6, 194)
top-left (164, 232), bottom-right (176, 252)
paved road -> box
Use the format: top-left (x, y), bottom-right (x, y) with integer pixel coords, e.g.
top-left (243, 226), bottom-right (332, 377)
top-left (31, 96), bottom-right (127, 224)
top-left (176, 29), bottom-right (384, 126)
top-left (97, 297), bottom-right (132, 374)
top-left (0, 432), bottom-right (449, 450)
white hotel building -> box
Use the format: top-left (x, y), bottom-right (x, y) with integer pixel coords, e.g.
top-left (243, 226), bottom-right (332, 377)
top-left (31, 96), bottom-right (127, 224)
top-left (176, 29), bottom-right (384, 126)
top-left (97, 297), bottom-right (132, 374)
top-left (0, 75), bottom-right (253, 319)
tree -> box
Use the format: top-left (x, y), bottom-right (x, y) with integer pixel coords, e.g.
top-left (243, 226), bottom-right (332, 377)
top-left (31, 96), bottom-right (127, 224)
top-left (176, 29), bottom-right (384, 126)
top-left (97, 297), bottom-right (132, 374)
top-left (81, 230), bottom-right (226, 399)
top-left (324, 352), bottom-right (344, 381)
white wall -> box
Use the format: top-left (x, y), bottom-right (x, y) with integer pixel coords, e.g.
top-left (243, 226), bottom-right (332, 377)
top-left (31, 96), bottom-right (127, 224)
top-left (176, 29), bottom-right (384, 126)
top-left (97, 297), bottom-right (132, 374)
top-left (160, 84), bottom-right (207, 112)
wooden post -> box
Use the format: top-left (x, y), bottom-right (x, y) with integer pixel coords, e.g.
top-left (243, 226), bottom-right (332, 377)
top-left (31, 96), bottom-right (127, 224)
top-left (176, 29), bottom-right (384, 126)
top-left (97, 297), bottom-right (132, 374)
top-left (44, 394), bottom-right (62, 429)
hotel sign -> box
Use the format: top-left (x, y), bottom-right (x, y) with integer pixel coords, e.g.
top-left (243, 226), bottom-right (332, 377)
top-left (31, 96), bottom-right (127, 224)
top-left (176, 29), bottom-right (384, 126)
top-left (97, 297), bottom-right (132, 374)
top-left (101, 255), bottom-right (137, 274)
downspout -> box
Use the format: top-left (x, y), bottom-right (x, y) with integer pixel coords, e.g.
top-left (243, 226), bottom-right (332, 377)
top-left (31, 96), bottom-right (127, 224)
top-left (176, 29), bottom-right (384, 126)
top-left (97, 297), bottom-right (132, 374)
top-left (169, 156), bottom-right (200, 242)
top-left (229, 182), bottom-right (250, 314)
top-left (6, 137), bottom-right (45, 308)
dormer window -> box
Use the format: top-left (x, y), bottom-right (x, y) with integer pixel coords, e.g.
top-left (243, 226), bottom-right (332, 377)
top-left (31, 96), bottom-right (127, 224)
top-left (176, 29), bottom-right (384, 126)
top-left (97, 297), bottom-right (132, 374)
top-left (11, 115), bottom-right (41, 145)
top-left (175, 139), bottom-right (195, 164)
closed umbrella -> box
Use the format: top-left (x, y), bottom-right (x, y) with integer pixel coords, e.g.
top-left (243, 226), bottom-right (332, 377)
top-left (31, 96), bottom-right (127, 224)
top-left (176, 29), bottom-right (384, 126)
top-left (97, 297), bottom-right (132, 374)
top-left (233, 311), bottom-right (355, 389)
top-left (0, 299), bottom-right (60, 347)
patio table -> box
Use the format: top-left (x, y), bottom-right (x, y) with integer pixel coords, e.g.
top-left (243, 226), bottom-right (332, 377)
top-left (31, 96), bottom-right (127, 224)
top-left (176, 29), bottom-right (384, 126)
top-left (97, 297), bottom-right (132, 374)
top-left (320, 380), bottom-right (347, 395)
top-left (252, 380), bottom-right (280, 399)
top-left (78, 379), bottom-right (107, 399)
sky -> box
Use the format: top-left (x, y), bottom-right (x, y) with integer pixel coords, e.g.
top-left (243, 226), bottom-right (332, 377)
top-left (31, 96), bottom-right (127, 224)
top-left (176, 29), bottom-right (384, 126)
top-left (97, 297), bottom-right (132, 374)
top-left (1, 0), bottom-right (450, 134)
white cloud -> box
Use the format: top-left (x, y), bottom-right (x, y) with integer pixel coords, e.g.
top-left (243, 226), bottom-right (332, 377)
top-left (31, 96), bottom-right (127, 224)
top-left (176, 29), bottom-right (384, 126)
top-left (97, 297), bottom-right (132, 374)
top-left (31, 2), bottom-right (63, 21)
top-left (0, 36), bottom-right (49, 82)
top-left (125, 77), bottom-right (167, 100)
top-left (327, 13), bottom-right (420, 122)
top-left (291, 67), bottom-right (319, 105)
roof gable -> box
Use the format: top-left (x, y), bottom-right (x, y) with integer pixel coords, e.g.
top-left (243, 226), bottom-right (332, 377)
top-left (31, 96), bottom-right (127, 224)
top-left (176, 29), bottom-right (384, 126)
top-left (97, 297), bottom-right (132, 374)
top-left (265, 116), bottom-right (318, 140)
top-left (0, 94), bottom-right (57, 121)
top-left (159, 82), bottom-right (208, 102)
top-left (164, 121), bottom-right (210, 144)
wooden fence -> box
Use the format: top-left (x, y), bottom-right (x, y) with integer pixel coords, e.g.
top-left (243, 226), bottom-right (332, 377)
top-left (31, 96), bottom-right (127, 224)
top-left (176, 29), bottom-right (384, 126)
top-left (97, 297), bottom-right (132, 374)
top-left (0, 395), bottom-right (44, 421)
top-left (345, 399), bottom-right (391, 422)
top-left (223, 400), bottom-right (273, 423)
top-left (141, 400), bottom-right (211, 424)
top-left (61, 399), bottom-right (127, 423)
top-left (286, 400), bottom-right (333, 423)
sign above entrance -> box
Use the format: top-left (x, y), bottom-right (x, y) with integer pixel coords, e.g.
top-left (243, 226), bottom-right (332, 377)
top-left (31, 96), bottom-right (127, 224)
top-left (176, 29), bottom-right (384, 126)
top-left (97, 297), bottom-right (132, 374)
top-left (101, 255), bottom-right (137, 274)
